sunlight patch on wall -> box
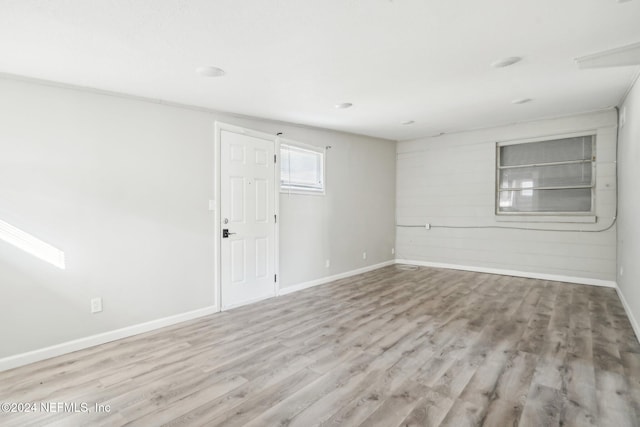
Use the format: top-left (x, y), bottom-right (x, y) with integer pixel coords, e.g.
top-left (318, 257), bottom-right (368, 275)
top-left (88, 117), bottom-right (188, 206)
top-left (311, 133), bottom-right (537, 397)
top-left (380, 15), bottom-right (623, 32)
top-left (0, 219), bottom-right (65, 269)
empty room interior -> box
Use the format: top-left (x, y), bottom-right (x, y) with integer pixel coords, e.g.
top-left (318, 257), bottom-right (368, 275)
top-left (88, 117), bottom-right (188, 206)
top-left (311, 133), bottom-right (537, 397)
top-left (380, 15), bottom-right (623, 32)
top-left (2, 1), bottom-right (640, 426)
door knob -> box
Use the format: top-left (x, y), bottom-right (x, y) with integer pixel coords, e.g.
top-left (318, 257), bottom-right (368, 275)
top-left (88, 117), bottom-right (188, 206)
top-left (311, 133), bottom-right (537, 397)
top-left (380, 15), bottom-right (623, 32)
top-left (222, 229), bottom-right (236, 238)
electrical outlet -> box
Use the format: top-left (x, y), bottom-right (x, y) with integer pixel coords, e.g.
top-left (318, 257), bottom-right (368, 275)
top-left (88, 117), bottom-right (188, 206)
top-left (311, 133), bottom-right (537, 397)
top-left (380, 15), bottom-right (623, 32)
top-left (325, 259), bottom-right (330, 268)
top-left (362, 252), bottom-right (367, 260)
top-left (91, 298), bottom-right (103, 314)
top-left (425, 223), bottom-right (431, 230)
top-left (391, 248), bottom-right (395, 255)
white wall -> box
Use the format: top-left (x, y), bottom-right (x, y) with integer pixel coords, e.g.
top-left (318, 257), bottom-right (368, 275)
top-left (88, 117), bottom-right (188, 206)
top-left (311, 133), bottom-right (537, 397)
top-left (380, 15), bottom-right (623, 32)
top-left (0, 76), bottom-right (395, 360)
top-left (396, 110), bottom-right (617, 283)
top-left (617, 76), bottom-right (640, 336)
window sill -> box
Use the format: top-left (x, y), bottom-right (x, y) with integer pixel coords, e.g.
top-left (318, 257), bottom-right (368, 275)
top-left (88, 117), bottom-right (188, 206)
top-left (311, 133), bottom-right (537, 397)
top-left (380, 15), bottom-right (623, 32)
top-left (495, 215), bottom-right (597, 224)
top-left (280, 189), bottom-right (325, 196)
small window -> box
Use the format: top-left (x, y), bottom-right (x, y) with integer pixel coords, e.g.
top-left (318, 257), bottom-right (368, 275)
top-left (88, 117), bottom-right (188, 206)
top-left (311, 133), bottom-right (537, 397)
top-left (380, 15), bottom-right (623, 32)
top-left (497, 135), bottom-right (595, 214)
top-left (280, 143), bottom-right (324, 193)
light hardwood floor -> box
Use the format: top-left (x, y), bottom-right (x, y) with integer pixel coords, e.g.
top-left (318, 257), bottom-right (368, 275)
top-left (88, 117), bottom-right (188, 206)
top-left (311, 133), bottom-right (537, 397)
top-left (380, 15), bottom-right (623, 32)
top-left (1, 265), bottom-right (640, 426)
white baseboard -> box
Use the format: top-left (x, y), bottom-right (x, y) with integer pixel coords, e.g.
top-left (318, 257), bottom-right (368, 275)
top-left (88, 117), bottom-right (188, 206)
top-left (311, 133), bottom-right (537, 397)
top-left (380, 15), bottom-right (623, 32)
top-left (0, 305), bottom-right (218, 373)
top-left (1, 261), bottom-right (397, 372)
top-left (278, 260), bottom-right (396, 296)
top-left (395, 259), bottom-right (617, 288)
top-left (616, 287), bottom-right (640, 343)
top-left (2, 258), bottom-right (625, 373)
top-left (222, 294), bottom-right (273, 311)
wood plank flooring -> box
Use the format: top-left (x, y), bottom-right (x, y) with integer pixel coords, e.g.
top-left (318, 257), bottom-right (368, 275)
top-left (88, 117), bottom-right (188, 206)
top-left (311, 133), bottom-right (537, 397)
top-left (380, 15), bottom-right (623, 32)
top-left (1, 265), bottom-right (639, 426)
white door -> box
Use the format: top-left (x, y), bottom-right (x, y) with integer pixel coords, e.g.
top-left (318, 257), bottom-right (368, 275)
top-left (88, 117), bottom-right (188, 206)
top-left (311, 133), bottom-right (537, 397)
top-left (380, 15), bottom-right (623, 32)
top-left (220, 129), bottom-right (277, 309)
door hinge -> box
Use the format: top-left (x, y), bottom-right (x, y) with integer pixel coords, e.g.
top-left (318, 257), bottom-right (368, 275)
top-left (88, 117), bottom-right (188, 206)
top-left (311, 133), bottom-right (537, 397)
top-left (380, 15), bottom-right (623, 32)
top-left (274, 274), bottom-right (277, 282)
top-left (274, 214), bottom-right (277, 223)
top-left (274, 154), bottom-right (277, 163)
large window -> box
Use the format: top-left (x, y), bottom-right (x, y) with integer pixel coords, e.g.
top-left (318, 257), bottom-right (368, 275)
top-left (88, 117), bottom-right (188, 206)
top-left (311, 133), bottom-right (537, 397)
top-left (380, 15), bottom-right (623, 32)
top-left (497, 134), bottom-right (595, 214)
top-left (280, 143), bottom-right (325, 193)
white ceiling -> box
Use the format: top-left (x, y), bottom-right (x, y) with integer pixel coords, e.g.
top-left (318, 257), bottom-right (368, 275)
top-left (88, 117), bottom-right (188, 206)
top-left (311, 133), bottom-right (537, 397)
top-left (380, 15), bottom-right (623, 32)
top-left (1, 0), bottom-right (639, 141)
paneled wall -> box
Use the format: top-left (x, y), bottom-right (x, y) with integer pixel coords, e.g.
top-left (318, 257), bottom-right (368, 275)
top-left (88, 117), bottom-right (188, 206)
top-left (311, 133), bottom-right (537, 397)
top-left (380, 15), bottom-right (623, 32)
top-left (396, 110), bottom-right (617, 283)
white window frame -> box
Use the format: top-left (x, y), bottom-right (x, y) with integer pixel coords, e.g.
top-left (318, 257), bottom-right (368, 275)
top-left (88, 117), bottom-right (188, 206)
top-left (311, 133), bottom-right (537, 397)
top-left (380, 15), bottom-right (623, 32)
top-left (279, 139), bottom-right (326, 196)
top-left (495, 131), bottom-right (597, 220)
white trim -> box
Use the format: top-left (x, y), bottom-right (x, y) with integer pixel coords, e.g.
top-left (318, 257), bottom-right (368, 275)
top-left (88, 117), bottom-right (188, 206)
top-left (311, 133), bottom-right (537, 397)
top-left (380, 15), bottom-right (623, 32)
top-left (222, 293), bottom-right (274, 311)
top-left (0, 306), bottom-right (218, 373)
top-left (0, 260), bottom-right (394, 372)
top-left (619, 68), bottom-right (640, 107)
top-left (274, 137), bottom-right (281, 296)
top-left (215, 122), bottom-right (280, 310)
top-left (279, 137), bottom-right (324, 152)
top-left (279, 188), bottom-right (326, 196)
top-left (394, 259), bottom-right (616, 288)
top-left (279, 140), bottom-right (326, 196)
top-left (497, 130), bottom-right (597, 146)
top-left (495, 132), bottom-right (596, 217)
top-left (278, 260), bottom-right (396, 296)
top-left (4, 260), bottom-right (633, 372)
top-left (495, 215), bottom-right (597, 223)
top-left (575, 41), bottom-right (640, 69)
top-left (216, 121), bottom-right (278, 141)
top-left (213, 122), bottom-right (221, 312)
top-left (616, 287), bottom-right (640, 344)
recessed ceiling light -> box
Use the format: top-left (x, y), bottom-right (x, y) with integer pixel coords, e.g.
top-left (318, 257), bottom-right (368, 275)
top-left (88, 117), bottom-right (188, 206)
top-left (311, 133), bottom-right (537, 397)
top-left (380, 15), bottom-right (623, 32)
top-left (401, 120), bottom-right (415, 125)
top-left (335, 102), bottom-right (353, 109)
top-left (491, 57), bottom-right (522, 68)
top-left (512, 98), bottom-right (532, 104)
top-left (196, 66), bottom-right (226, 77)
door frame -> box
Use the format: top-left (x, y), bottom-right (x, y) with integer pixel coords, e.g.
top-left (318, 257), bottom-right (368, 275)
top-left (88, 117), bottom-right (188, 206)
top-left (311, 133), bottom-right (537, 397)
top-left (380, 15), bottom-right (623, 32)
top-left (214, 121), bottom-right (280, 312)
